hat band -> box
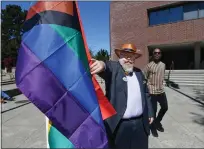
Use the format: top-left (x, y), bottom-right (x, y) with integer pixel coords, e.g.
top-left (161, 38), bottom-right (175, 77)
top-left (122, 48), bottom-right (135, 52)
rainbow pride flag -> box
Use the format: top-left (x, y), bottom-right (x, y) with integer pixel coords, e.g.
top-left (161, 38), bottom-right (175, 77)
top-left (15, 1), bottom-right (116, 148)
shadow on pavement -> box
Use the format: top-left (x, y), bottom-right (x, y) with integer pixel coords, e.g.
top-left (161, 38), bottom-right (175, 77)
top-left (15, 100), bottom-right (29, 104)
top-left (171, 85), bottom-right (204, 126)
top-left (193, 89), bottom-right (204, 103)
top-left (190, 110), bottom-right (204, 126)
top-left (165, 79), bottom-right (180, 89)
top-left (191, 89), bottom-right (204, 126)
top-left (169, 86), bottom-right (204, 105)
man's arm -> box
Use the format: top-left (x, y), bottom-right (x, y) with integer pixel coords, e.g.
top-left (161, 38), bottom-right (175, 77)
top-left (142, 64), bottom-right (149, 81)
top-left (98, 60), bottom-right (114, 81)
top-left (163, 63), bottom-right (166, 85)
top-left (145, 81), bottom-right (154, 118)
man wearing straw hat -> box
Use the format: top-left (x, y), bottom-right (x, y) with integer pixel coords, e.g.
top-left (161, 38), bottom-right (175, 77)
top-left (90, 44), bottom-right (154, 149)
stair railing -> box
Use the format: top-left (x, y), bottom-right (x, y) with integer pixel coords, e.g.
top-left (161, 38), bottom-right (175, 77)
top-left (166, 62), bottom-right (174, 86)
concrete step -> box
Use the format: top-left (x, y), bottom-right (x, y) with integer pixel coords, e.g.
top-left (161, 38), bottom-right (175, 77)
top-left (165, 74), bottom-right (204, 76)
top-left (169, 78), bottom-right (204, 81)
top-left (169, 80), bottom-right (204, 84)
top-left (175, 83), bottom-right (204, 87)
top-left (165, 73), bottom-right (204, 75)
top-left (165, 73), bottom-right (204, 76)
top-left (165, 70), bottom-right (204, 74)
top-left (165, 75), bottom-right (204, 79)
top-left (167, 76), bottom-right (204, 79)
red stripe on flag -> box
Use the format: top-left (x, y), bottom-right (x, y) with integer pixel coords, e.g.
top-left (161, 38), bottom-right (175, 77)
top-left (75, 2), bottom-right (116, 120)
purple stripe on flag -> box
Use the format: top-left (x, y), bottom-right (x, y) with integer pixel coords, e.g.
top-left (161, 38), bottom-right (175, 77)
top-left (16, 43), bottom-right (65, 112)
top-left (15, 42), bottom-right (108, 147)
top-left (69, 111), bottom-right (108, 148)
top-left (15, 42), bottom-right (40, 85)
top-left (47, 94), bottom-right (108, 148)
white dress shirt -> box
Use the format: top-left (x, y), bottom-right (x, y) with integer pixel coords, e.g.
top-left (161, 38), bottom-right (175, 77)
top-left (123, 72), bottom-right (143, 119)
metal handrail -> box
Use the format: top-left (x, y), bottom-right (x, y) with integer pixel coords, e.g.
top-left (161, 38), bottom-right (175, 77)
top-left (166, 62), bottom-right (174, 86)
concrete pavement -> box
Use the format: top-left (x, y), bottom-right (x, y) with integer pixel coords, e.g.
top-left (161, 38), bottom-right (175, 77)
top-left (2, 102), bottom-right (47, 148)
top-left (149, 87), bottom-right (204, 148)
top-left (1, 87), bottom-right (204, 148)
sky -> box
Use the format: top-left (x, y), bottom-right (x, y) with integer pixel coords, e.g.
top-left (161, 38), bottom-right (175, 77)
top-left (1, 1), bottom-right (111, 54)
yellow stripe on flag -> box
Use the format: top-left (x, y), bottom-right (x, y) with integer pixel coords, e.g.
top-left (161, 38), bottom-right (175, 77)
top-left (48, 120), bottom-right (52, 132)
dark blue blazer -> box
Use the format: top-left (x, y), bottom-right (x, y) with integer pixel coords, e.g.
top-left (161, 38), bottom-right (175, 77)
top-left (99, 61), bottom-right (154, 137)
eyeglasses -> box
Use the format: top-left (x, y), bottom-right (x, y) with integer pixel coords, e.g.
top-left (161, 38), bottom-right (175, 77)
top-left (119, 52), bottom-right (137, 60)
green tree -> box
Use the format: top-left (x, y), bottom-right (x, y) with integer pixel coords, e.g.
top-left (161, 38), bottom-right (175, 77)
top-left (95, 49), bottom-right (109, 61)
top-left (1, 5), bottom-right (27, 67)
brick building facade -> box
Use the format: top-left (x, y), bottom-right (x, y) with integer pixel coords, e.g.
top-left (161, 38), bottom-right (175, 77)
top-left (110, 1), bottom-right (204, 70)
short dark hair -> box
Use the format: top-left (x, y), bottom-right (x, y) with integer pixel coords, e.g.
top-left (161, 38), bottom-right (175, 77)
top-left (153, 48), bottom-right (162, 53)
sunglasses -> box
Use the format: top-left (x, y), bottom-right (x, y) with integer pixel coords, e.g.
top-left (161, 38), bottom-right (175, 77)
top-left (153, 52), bottom-right (161, 55)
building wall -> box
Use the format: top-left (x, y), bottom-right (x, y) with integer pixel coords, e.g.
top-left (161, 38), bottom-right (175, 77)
top-left (110, 1), bottom-right (204, 69)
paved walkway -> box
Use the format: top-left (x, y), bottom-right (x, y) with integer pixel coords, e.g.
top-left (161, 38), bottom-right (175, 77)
top-left (1, 87), bottom-right (204, 148)
top-left (149, 87), bottom-right (204, 148)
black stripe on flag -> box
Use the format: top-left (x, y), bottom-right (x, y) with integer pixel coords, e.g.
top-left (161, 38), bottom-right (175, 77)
top-left (23, 10), bottom-right (81, 33)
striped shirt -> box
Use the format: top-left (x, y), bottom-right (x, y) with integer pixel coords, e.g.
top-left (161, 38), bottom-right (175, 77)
top-left (143, 61), bottom-right (166, 95)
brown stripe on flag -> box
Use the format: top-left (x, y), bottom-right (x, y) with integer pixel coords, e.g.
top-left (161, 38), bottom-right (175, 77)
top-left (23, 10), bottom-right (81, 33)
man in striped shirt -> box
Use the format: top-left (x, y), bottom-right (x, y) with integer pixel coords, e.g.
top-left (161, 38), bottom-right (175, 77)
top-left (143, 48), bottom-right (168, 137)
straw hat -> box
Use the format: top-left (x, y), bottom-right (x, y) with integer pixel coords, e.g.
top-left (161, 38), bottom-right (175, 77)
top-left (115, 43), bottom-right (142, 58)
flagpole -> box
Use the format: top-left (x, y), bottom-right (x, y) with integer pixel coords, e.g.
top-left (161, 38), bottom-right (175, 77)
top-left (46, 116), bottom-right (49, 148)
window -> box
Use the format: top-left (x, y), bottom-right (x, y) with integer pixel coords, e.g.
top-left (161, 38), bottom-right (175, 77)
top-left (148, 2), bottom-right (204, 26)
top-left (149, 11), bottom-right (158, 26)
top-left (198, 2), bottom-right (204, 18)
top-left (169, 6), bottom-right (183, 22)
top-left (183, 3), bottom-right (198, 20)
top-left (149, 6), bottom-right (183, 25)
top-left (157, 9), bottom-right (169, 24)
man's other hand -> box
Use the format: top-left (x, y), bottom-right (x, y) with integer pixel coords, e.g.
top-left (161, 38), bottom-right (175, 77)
top-left (149, 117), bottom-right (154, 124)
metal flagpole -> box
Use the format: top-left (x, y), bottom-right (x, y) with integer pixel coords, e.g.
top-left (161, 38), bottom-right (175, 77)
top-left (46, 116), bottom-right (49, 148)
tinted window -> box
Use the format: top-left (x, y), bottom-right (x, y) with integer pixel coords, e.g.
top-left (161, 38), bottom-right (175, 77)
top-left (169, 6), bottom-right (183, 22)
top-left (148, 2), bottom-right (202, 26)
top-left (149, 11), bottom-right (158, 25)
top-left (198, 2), bottom-right (204, 18)
top-left (183, 3), bottom-right (198, 20)
top-left (157, 9), bottom-right (169, 24)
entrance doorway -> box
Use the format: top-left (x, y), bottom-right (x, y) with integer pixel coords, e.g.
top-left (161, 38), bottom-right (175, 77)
top-left (161, 49), bottom-right (194, 70)
top-left (148, 42), bottom-right (195, 70)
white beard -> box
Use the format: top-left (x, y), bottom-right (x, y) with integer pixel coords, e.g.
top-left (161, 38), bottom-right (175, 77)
top-left (119, 58), bottom-right (134, 73)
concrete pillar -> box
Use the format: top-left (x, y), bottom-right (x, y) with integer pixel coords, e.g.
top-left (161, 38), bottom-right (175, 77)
top-left (194, 42), bottom-right (201, 69)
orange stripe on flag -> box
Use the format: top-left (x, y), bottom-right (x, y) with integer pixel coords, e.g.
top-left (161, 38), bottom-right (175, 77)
top-left (26, 1), bottom-right (74, 20)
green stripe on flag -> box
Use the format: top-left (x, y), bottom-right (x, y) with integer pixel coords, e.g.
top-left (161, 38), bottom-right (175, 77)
top-left (48, 25), bottom-right (92, 148)
top-left (49, 125), bottom-right (74, 148)
top-left (50, 25), bottom-right (90, 72)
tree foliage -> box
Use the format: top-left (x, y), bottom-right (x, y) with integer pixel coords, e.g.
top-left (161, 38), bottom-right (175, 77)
top-left (1, 5), bottom-right (27, 67)
top-left (95, 49), bottom-right (109, 61)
